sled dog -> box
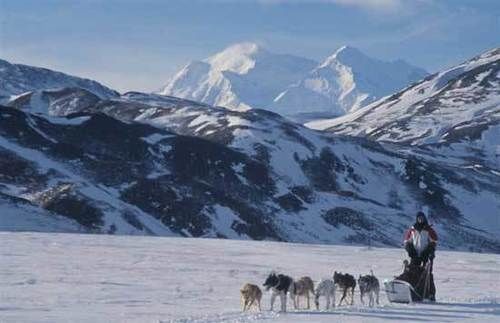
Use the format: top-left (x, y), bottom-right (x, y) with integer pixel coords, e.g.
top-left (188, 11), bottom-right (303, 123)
top-left (263, 272), bottom-right (293, 312)
top-left (333, 271), bottom-right (356, 306)
top-left (314, 279), bottom-right (336, 310)
top-left (290, 276), bottom-right (315, 309)
top-left (240, 283), bottom-right (262, 311)
top-left (358, 271), bottom-right (380, 307)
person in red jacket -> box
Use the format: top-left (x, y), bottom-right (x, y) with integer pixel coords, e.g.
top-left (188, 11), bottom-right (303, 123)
top-left (403, 211), bottom-right (438, 267)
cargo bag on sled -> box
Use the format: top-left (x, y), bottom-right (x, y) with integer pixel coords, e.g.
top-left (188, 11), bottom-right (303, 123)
top-left (385, 261), bottom-right (436, 303)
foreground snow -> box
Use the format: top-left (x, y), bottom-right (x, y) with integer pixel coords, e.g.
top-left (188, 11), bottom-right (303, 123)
top-left (1, 232), bottom-right (499, 323)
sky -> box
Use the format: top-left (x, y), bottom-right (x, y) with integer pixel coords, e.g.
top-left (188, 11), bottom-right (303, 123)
top-left (0, 0), bottom-right (499, 92)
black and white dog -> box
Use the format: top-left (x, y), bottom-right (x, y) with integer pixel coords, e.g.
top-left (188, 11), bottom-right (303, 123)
top-left (263, 272), bottom-right (293, 312)
top-left (333, 271), bottom-right (356, 306)
top-left (358, 271), bottom-right (380, 307)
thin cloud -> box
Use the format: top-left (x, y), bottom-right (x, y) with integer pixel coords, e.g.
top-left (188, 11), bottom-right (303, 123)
top-left (328, 0), bottom-right (403, 13)
top-left (223, 0), bottom-right (404, 12)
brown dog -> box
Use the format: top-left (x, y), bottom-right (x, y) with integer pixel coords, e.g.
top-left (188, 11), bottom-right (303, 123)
top-left (240, 283), bottom-right (262, 311)
top-left (290, 276), bottom-right (315, 309)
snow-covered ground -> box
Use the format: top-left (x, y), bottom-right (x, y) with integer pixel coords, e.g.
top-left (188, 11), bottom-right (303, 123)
top-left (1, 232), bottom-right (499, 323)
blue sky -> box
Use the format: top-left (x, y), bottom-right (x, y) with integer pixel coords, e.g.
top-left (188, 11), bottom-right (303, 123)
top-left (1, 0), bottom-right (499, 92)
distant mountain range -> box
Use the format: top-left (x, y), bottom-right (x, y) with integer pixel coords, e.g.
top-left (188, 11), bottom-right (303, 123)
top-left (308, 47), bottom-right (500, 171)
top-left (0, 47), bottom-right (499, 253)
top-left (158, 43), bottom-right (428, 121)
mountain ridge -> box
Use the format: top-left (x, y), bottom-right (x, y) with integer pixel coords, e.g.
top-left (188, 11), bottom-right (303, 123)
top-left (0, 59), bottom-right (118, 102)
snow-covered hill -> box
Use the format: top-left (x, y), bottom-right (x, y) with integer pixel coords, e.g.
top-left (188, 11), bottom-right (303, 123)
top-left (158, 42), bottom-right (317, 111)
top-left (158, 43), bottom-right (426, 119)
top-left (308, 47), bottom-right (500, 170)
top-left (3, 83), bottom-right (499, 252)
top-left (1, 232), bottom-right (499, 322)
top-left (273, 46), bottom-right (427, 117)
top-left (1, 57), bottom-right (499, 253)
top-left (0, 58), bottom-right (118, 103)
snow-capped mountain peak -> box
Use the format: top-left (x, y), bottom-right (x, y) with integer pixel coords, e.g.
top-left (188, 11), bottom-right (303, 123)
top-left (158, 42), bottom-right (317, 110)
top-left (158, 44), bottom-right (427, 119)
top-left (321, 45), bottom-right (366, 67)
top-left (205, 42), bottom-right (265, 74)
top-left (272, 46), bottom-right (428, 117)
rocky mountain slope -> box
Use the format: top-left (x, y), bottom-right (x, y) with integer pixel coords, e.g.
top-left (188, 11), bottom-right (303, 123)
top-left (308, 47), bottom-right (500, 170)
top-left (1, 84), bottom-right (498, 252)
top-left (158, 43), bottom-right (426, 120)
top-left (0, 104), bottom-right (280, 238)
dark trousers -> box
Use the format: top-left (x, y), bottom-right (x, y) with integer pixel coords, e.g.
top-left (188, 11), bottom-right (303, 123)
top-left (405, 243), bottom-right (435, 269)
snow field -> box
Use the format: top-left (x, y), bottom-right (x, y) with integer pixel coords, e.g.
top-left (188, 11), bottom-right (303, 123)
top-left (1, 232), bottom-right (499, 322)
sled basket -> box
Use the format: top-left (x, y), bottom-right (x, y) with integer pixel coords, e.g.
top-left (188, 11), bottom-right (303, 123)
top-left (384, 279), bottom-right (415, 303)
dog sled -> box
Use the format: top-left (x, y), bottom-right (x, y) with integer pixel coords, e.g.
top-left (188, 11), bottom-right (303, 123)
top-left (384, 260), bottom-right (435, 303)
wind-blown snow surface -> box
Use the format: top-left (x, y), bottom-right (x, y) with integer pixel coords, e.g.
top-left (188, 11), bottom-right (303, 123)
top-left (158, 43), bottom-right (426, 119)
top-left (307, 47), bottom-right (500, 170)
top-left (1, 232), bottom-right (499, 323)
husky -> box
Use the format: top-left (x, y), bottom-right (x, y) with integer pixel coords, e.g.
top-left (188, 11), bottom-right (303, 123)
top-left (263, 272), bottom-right (293, 312)
top-left (358, 271), bottom-right (380, 307)
top-left (240, 283), bottom-right (262, 311)
top-left (333, 271), bottom-right (356, 306)
top-left (290, 276), bottom-right (315, 309)
top-left (314, 279), bottom-right (336, 310)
